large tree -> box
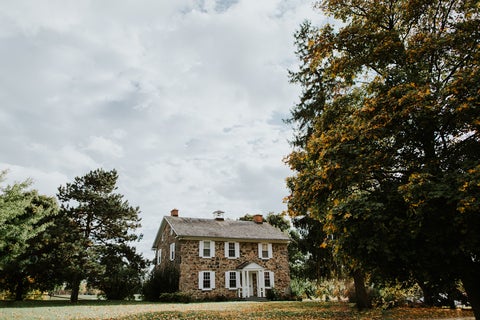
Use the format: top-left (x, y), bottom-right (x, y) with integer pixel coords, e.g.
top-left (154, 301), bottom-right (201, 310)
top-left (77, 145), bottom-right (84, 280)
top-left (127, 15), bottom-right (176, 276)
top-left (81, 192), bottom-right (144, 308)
top-left (285, 0), bottom-right (479, 316)
top-left (0, 171), bottom-right (60, 300)
top-left (57, 168), bottom-right (142, 302)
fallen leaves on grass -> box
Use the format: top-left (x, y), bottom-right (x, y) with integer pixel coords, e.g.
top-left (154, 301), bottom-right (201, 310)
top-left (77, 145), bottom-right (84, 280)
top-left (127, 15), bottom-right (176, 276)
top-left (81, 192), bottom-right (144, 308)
top-left (93, 302), bottom-right (474, 320)
top-left (1, 300), bottom-right (474, 320)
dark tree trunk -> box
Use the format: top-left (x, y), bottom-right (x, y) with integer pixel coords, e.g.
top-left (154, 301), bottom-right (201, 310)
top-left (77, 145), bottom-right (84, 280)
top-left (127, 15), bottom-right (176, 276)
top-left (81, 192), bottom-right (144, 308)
top-left (418, 282), bottom-right (435, 306)
top-left (462, 269), bottom-right (480, 320)
top-left (353, 268), bottom-right (371, 310)
top-left (14, 281), bottom-right (24, 301)
top-left (70, 275), bottom-right (81, 303)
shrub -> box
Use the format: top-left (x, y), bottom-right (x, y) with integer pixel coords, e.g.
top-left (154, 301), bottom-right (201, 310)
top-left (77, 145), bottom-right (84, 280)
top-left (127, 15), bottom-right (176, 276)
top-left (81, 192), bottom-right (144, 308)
top-left (290, 278), bottom-right (317, 300)
top-left (142, 264), bottom-right (179, 301)
top-left (266, 288), bottom-right (281, 301)
top-left (158, 292), bottom-right (191, 303)
top-left (370, 282), bottom-right (423, 309)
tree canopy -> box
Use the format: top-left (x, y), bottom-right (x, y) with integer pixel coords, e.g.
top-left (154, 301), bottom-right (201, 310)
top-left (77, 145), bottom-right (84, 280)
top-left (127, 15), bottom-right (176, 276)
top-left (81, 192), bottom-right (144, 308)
top-left (285, 0), bottom-right (479, 315)
top-left (0, 172), bottom-right (52, 268)
top-left (0, 171), bottom-right (60, 300)
top-left (57, 168), bottom-right (143, 302)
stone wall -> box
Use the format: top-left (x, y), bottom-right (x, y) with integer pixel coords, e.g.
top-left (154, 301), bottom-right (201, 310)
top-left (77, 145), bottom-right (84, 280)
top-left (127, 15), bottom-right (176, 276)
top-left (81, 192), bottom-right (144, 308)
top-left (178, 240), bottom-right (290, 300)
top-left (154, 223), bottom-right (181, 272)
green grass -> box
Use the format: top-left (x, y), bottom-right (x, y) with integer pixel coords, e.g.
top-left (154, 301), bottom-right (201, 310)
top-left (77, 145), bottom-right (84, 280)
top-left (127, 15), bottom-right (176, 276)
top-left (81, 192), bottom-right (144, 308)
top-left (0, 300), bottom-right (475, 320)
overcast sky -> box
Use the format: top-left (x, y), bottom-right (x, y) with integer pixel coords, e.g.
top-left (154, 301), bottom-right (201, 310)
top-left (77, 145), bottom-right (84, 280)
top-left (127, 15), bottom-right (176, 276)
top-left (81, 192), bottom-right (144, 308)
top-left (0, 0), bottom-right (327, 258)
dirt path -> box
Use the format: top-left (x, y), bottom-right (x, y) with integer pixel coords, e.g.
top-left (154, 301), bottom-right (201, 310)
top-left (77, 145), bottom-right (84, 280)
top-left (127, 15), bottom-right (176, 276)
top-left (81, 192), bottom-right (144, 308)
top-left (1, 301), bottom-right (255, 320)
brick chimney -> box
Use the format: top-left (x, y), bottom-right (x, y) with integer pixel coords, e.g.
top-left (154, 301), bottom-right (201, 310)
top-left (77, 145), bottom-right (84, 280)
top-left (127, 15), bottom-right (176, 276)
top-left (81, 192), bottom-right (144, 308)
top-left (253, 214), bottom-right (263, 224)
top-left (170, 208), bottom-right (179, 217)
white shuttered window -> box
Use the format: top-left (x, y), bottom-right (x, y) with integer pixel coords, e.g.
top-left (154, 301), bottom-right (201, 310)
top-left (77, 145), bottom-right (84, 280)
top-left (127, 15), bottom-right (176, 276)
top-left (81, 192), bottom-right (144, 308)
top-left (198, 271), bottom-right (215, 290)
top-left (264, 271), bottom-right (274, 288)
top-left (224, 242), bottom-right (240, 259)
top-left (224, 271), bottom-right (240, 289)
top-left (258, 243), bottom-right (272, 259)
top-left (199, 240), bottom-right (215, 258)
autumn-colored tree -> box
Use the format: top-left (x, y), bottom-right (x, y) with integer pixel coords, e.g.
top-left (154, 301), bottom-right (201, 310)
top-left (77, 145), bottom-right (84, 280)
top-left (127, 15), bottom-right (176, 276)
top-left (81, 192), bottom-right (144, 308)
top-left (286, 0), bottom-right (479, 316)
top-left (57, 168), bottom-right (143, 302)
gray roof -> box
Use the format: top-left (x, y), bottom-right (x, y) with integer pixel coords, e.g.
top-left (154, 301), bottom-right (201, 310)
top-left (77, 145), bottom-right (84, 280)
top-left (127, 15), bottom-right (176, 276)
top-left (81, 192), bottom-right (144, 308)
top-left (152, 216), bottom-right (289, 248)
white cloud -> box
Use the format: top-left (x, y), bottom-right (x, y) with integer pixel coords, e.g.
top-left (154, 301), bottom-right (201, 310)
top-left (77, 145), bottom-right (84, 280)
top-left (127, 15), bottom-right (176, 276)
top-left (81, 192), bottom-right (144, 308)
top-left (0, 163), bottom-right (68, 197)
top-left (85, 136), bottom-right (124, 158)
top-left (0, 0), bottom-right (327, 258)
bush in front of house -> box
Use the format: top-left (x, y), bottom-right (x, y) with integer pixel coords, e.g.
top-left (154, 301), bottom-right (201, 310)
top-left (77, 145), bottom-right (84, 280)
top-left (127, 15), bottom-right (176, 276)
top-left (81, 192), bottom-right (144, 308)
top-left (142, 264), bottom-right (179, 301)
top-left (158, 292), bottom-right (191, 303)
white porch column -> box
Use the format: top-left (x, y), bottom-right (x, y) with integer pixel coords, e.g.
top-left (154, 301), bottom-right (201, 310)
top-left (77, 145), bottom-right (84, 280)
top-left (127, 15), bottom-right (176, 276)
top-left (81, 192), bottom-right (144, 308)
top-left (242, 270), bottom-right (248, 298)
top-left (258, 270), bottom-right (265, 298)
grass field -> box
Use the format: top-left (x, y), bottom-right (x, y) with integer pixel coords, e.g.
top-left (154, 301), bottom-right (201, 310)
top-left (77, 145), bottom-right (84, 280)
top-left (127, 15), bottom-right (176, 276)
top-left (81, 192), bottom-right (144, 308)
top-left (0, 300), bottom-right (475, 320)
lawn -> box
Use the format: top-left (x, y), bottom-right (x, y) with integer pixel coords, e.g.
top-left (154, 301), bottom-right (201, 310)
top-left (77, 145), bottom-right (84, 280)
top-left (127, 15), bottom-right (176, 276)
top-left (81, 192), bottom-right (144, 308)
top-left (0, 300), bottom-right (475, 320)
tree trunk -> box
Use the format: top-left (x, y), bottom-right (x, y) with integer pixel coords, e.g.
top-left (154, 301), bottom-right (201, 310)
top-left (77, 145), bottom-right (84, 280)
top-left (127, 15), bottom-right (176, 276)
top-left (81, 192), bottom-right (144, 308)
top-left (70, 275), bottom-right (81, 303)
top-left (352, 268), bottom-right (371, 310)
top-left (462, 270), bottom-right (480, 320)
top-left (418, 281), bottom-right (435, 306)
top-left (14, 280), bottom-right (24, 301)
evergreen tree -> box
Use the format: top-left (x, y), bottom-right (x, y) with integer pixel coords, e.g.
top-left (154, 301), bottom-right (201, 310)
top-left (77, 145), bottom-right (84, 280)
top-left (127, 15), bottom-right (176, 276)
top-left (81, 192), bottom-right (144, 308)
top-left (57, 168), bottom-right (142, 302)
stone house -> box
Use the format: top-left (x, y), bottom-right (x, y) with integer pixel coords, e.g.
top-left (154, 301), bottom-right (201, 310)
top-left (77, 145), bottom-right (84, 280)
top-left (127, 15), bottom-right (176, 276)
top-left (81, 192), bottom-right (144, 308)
top-left (151, 209), bottom-right (290, 300)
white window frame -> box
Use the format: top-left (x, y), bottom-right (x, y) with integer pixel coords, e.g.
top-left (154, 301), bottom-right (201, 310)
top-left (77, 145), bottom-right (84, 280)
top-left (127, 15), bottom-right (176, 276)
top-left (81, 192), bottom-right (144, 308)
top-left (264, 271), bottom-right (274, 289)
top-left (258, 243), bottom-right (273, 259)
top-left (198, 271), bottom-right (215, 291)
top-left (224, 271), bottom-right (240, 290)
top-left (169, 243), bottom-right (175, 261)
top-left (199, 240), bottom-right (215, 258)
top-left (224, 242), bottom-right (240, 259)
top-left (156, 248), bottom-right (162, 265)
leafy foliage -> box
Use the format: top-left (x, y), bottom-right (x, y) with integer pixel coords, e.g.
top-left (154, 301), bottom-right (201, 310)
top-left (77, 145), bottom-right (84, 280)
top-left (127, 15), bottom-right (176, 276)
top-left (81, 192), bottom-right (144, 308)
top-left (142, 264), bottom-right (180, 301)
top-left (89, 244), bottom-right (149, 300)
top-left (56, 168), bottom-right (143, 302)
top-left (285, 0), bottom-right (480, 315)
top-left (0, 171), bottom-right (61, 300)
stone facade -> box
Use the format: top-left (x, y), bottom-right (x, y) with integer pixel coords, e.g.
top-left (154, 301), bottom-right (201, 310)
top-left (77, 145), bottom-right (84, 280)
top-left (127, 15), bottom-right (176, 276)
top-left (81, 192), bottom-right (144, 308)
top-left (152, 214), bottom-right (290, 300)
top-left (177, 240), bottom-right (290, 299)
top-left (154, 223), bottom-right (181, 269)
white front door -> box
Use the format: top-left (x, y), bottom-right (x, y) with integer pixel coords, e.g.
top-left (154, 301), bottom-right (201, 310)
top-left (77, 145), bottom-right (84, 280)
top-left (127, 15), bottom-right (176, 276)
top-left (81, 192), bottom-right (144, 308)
top-left (248, 271), bottom-right (257, 297)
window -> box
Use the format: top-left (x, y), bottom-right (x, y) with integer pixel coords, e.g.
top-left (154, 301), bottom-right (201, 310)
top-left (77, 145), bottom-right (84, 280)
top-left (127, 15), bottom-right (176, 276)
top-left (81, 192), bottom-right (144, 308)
top-left (224, 242), bottom-right (240, 259)
top-left (199, 240), bottom-right (215, 258)
top-left (203, 241), bottom-right (211, 257)
top-left (156, 249), bottom-right (162, 265)
top-left (198, 271), bottom-right (215, 290)
top-left (225, 271), bottom-right (240, 290)
top-left (203, 272), bottom-right (211, 289)
top-left (264, 271), bottom-right (274, 289)
top-left (258, 243), bottom-right (272, 259)
top-left (170, 243), bottom-right (175, 261)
